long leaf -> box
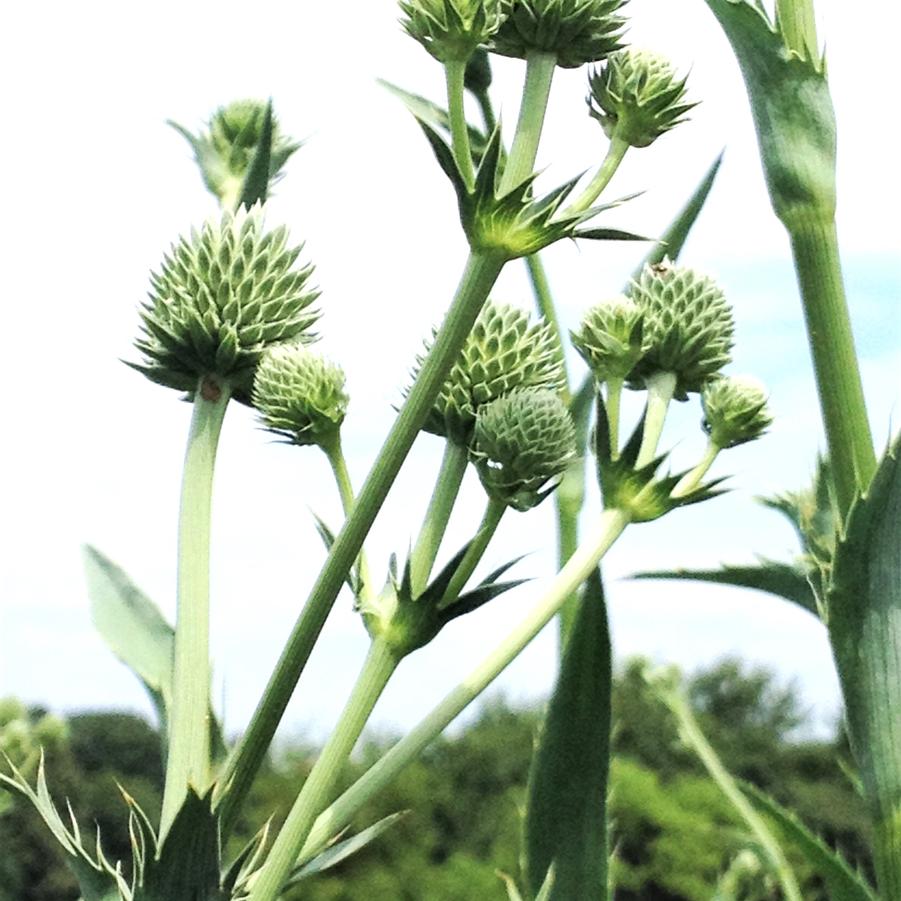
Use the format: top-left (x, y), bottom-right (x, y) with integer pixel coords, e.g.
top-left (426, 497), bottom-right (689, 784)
top-left (237, 100), bottom-right (273, 209)
top-left (524, 571), bottom-right (612, 900)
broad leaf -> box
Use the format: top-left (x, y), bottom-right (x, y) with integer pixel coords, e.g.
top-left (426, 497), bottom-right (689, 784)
top-left (524, 572), bottom-right (611, 900)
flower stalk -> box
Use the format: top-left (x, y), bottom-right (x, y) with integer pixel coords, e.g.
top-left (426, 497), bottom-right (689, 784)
top-left (566, 135), bottom-right (628, 215)
top-left (445, 59), bottom-right (475, 190)
top-left (635, 371), bottom-right (677, 468)
top-left (441, 497), bottom-right (506, 604)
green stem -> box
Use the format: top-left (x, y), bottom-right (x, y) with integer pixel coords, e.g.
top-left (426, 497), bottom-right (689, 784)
top-left (160, 375), bottom-right (230, 836)
top-left (298, 509), bottom-right (631, 861)
top-left (214, 251), bottom-right (505, 836)
top-left (445, 60), bottom-right (475, 191)
top-left (525, 253), bottom-right (570, 404)
top-left (441, 498), bottom-right (506, 605)
top-left (671, 440), bottom-right (720, 498)
top-left (248, 638), bottom-right (399, 901)
top-left (565, 136), bottom-right (630, 215)
top-left (606, 377), bottom-right (624, 460)
top-left (475, 89), bottom-right (496, 134)
top-left (775, 0), bottom-right (818, 58)
top-left (787, 213), bottom-right (876, 515)
top-left (500, 50), bottom-right (557, 194)
top-left (409, 441), bottom-right (469, 597)
top-left (873, 812), bottom-right (901, 901)
top-left (635, 371), bottom-right (677, 468)
top-left (322, 434), bottom-right (373, 603)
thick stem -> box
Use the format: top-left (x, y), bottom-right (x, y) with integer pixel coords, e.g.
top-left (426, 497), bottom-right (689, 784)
top-left (409, 441), bottom-right (469, 596)
top-left (787, 214), bottom-right (876, 514)
top-left (499, 50), bottom-right (557, 194)
top-left (445, 59), bottom-right (475, 191)
top-left (248, 638), bottom-right (399, 901)
top-left (606, 377), bottom-right (624, 461)
top-left (160, 376), bottom-right (230, 836)
top-left (671, 440), bottom-right (720, 498)
top-left (215, 251), bottom-right (505, 836)
top-left (565, 136), bottom-right (630, 216)
top-left (298, 509), bottom-right (631, 860)
top-left (441, 498), bottom-right (506, 605)
top-left (635, 371), bottom-right (677, 468)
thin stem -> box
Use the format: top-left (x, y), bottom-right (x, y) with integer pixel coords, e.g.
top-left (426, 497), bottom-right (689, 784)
top-left (775, 0), bottom-right (818, 58)
top-left (671, 440), bottom-right (720, 498)
top-left (441, 498), bottom-right (506, 605)
top-left (298, 509), bottom-right (631, 861)
top-left (160, 376), bottom-right (230, 836)
top-left (475, 89), bottom-right (496, 134)
top-left (787, 213), bottom-right (876, 515)
top-left (635, 371), bottom-right (677, 468)
top-left (565, 136), bottom-right (630, 216)
top-left (525, 253), bottom-right (570, 405)
top-left (499, 50), bottom-right (557, 194)
top-left (606, 377), bottom-right (624, 460)
top-left (214, 251), bottom-right (505, 837)
top-left (409, 441), bottom-right (469, 597)
top-left (322, 434), bottom-right (373, 603)
top-left (248, 638), bottom-right (399, 901)
top-left (445, 60), bottom-right (475, 191)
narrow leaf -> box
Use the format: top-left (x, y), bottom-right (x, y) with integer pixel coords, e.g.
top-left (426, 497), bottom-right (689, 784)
top-left (237, 99), bottom-right (273, 209)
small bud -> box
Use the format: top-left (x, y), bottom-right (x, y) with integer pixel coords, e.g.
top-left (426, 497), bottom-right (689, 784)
top-left (416, 301), bottom-right (566, 445)
top-left (628, 261), bottom-right (734, 399)
top-left (571, 294), bottom-right (644, 382)
top-left (492, 0), bottom-right (627, 69)
top-left (701, 375), bottom-right (772, 448)
top-left (587, 49), bottom-right (694, 148)
top-left (464, 47), bottom-right (493, 94)
top-left (400, 0), bottom-right (506, 63)
top-left (133, 205), bottom-right (319, 399)
top-left (253, 344), bottom-right (348, 448)
top-left (471, 389), bottom-right (577, 511)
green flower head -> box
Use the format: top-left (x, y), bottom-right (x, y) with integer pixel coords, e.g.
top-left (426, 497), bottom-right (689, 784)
top-left (492, 0), bottom-right (627, 69)
top-left (472, 388), bottom-right (577, 511)
top-left (400, 0), bottom-right (507, 62)
top-left (701, 374), bottom-right (772, 448)
top-left (587, 49), bottom-right (695, 148)
top-left (133, 205), bottom-right (319, 400)
top-left (253, 344), bottom-right (348, 448)
top-left (571, 294), bottom-right (644, 383)
top-left (415, 301), bottom-right (566, 445)
top-left (627, 261), bottom-right (734, 399)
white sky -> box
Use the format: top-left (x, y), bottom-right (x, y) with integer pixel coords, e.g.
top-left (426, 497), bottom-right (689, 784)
top-left (1, 0), bottom-right (898, 745)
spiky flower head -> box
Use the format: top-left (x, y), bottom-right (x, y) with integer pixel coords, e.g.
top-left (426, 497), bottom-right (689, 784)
top-left (253, 344), bottom-right (348, 448)
top-left (701, 375), bottom-right (772, 449)
top-left (492, 0), bottom-right (627, 69)
top-left (416, 301), bottom-right (566, 445)
top-left (133, 205), bottom-right (319, 400)
top-left (170, 100), bottom-right (300, 207)
top-left (400, 0), bottom-right (506, 63)
top-left (471, 389), bottom-right (577, 511)
top-left (587, 49), bottom-right (694, 148)
top-left (627, 261), bottom-right (734, 399)
top-left (572, 294), bottom-right (644, 383)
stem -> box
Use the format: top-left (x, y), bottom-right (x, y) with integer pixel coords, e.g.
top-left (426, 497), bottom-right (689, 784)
top-left (635, 371), bottom-right (677, 468)
top-left (214, 251), bottom-right (505, 836)
top-left (787, 213), bottom-right (876, 515)
top-left (248, 638), bottom-right (399, 901)
top-left (475, 89), bottom-right (496, 134)
top-left (525, 253), bottom-right (570, 404)
top-left (441, 498), bottom-right (506, 605)
top-left (500, 50), bottom-right (557, 194)
top-left (606, 377), bottom-right (624, 460)
top-left (565, 136), bottom-right (630, 216)
top-left (409, 441), bottom-right (469, 596)
top-left (322, 434), bottom-right (373, 603)
top-left (775, 0), bottom-right (818, 58)
top-left (160, 376), bottom-right (230, 836)
top-left (671, 440), bottom-right (720, 498)
top-left (445, 60), bottom-right (475, 191)
top-left (298, 509), bottom-right (631, 861)
top-left (873, 812), bottom-right (901, 901)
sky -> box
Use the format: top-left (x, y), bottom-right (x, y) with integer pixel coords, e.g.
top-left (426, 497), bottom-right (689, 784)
top-left (1, 0), bottom-right (898, 747)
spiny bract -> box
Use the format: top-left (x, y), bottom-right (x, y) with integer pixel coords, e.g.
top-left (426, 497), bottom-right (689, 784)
top-left (492, 0), bottom-right (627, 69)
top-left (400, 0), bottom-right (507, 62)
top-left (587, 49), bottom-right (694, 148)
top-left (253, 344), bottom-right (348, 448)
top-left (571, 294), bottom-right (644, 383)
top-left (471, 388), bottom-right (577, 511)
top-left (415, 301), bottom-right (566, 445)
top-left (701, 374), bottom-right (772, 449)
top-left (133, 205), bottom-right (319, 399)
top-left (627, 261), bottom-right (734, 398)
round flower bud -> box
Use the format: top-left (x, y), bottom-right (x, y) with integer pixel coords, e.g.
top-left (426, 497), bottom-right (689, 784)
top-left (571, 294), bottom-right (644, 383)
top-left (253, 344), bottom-right (348, 448)
top-left (701, 375), bottom-right (773, 448)
top-left (416, 301), bottom-right (566, 445)
top-left (134, 206), bottom-right (319, 399)
top-left (492, 0), bottom-right (627, 69)
top-left (465, 48), bottom-right (493, 94)
top-left (400, 0), bottom-right (506, 63)
top-left (471, 389), bottom-right (577, 511)
top-left (627, 262), bottom-right (734, 399)
top-left (587, 49), bottom-right (694, 148)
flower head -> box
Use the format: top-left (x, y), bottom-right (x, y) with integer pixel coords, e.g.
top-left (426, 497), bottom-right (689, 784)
top-left (701, 375), bottom-right (772, 448)
top-left (400, 0), bottom-right (507, 62)
top-left (571, 294), bottom-right (644, 383)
